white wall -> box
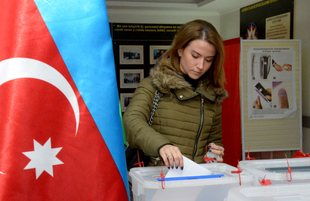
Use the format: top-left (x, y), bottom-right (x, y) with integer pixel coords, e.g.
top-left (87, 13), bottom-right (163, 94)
top-left (220, 10), bottom-right (240, 41)
top-left (294, 0), bottom-right (310, 153)
top-left (294, 0), bottom-right (310, 116)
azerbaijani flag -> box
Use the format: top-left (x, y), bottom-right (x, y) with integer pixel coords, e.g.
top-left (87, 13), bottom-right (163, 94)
top-left (0, 0), bottom-right (129, 200)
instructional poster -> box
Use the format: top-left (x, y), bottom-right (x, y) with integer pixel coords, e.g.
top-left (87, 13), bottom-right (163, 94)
top-left (247, 47), bottom-right (296, 119)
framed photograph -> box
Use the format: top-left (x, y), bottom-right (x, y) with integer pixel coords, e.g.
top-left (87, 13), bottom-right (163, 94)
top-left (119, 45), bottom-right (144, 65)
top-left (120, 93), bottom-right (134, 112)
top-left (149, 45), bottom-right (170, 64)
top-left (120, 69), bottom-right (144, 88)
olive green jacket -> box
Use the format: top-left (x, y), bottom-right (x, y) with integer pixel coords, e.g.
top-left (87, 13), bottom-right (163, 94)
top-left (123, 64), bottom-right (228, 164)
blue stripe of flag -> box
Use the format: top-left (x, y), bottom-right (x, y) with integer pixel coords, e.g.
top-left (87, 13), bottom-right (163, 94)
top-left (34, 0), bottom-right (129, 196)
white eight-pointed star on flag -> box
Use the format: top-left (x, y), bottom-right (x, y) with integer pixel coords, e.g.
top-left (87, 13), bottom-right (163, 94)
top-left (23, 138), bottom-right (63, 179)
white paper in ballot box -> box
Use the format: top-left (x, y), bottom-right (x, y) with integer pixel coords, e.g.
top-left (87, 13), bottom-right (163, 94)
top-left (165, 155), bottom-right (212, 179)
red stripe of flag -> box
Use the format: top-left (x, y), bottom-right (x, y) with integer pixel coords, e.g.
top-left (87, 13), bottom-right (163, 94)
top-left (0, 0), bottom-right (128, 200)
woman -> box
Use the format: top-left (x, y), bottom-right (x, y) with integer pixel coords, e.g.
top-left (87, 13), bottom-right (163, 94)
top-left (123, 19), bottom-right (228, 170)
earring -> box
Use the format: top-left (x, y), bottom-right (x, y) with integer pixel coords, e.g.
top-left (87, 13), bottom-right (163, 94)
top-left (178, 49), bottom-right (182, 57)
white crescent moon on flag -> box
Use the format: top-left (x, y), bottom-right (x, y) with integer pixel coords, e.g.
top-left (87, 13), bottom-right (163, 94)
top-left (0, 58), bottom-right (80, 134)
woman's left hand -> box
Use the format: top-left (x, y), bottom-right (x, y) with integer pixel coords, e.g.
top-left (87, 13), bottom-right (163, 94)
top-left (208, 143), bottom-right (224, 163)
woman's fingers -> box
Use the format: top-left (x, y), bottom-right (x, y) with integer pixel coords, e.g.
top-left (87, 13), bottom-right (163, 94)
top-left (159, 145), bottom-right (183, 169)
top-left (173, 147), bottom-right (183, 169)
top-left (208, 143), bottom-right (225, 163)
top-left (159, 147), bottom-right (171, 169)
top-left (215, 157), bottom-right (224, 163)
top-left (208, 143), bottom-right (224, 154)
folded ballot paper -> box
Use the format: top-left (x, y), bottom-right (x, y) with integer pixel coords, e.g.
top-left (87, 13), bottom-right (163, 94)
top-left (156, 156), bottom-right (223, 181)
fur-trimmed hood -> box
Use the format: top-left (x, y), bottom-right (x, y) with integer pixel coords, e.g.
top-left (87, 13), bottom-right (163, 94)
top-left (150, 63), bottom-right (228, 104)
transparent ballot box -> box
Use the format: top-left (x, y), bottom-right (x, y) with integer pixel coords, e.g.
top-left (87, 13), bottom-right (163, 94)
top-left (239, 157), bottom-right (310, 186)
top-left (129, 163), bottom-right (253, 201)
top-left (225, 183), bottom-right (310, 201)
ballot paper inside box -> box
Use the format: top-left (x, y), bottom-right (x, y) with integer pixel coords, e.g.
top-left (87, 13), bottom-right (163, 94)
top-left (239, 157), bottom-right (310, 186)
top-left (129, 163), bottom-right (253, 201)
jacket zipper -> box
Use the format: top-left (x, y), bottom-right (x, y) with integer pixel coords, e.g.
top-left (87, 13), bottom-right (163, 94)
top-left (192, 95), bottom-right (204, 161)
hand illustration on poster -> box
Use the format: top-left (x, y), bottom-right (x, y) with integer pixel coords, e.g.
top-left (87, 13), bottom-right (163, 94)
top-left (270, 52), bottom-right (293, 80)
top-left (272, 60), bottom-right (292, 72)
top-left (248, 47), bottom-right (296, 119)
top-left (252, 81), bottom-right (272, 109)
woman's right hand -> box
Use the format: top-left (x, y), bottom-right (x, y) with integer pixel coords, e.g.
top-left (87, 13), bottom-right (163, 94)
top-left (159, 145), bottom-right (184, 170)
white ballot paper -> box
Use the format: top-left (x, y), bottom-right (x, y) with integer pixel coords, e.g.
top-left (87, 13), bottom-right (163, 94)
top-left (165, 155), bottom-right (211, 178)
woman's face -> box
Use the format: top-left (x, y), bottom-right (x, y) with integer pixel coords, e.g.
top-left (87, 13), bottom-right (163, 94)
top-left (178, 39), bottom-right (216, 80)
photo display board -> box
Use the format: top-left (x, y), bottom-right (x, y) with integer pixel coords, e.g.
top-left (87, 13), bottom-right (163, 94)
top-left (110, 23), bottom-right (181, 112)
top-left (240, 39), bottom-right (302, 159)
